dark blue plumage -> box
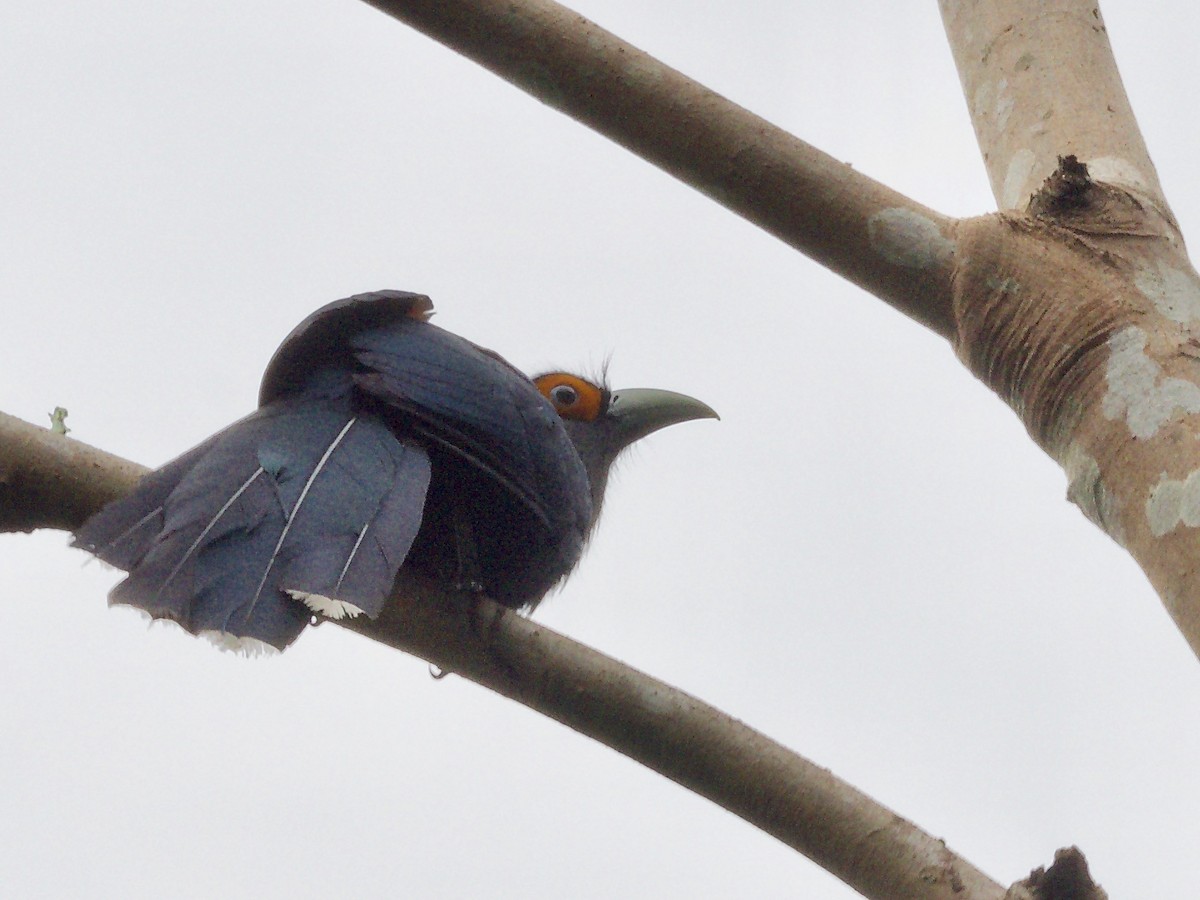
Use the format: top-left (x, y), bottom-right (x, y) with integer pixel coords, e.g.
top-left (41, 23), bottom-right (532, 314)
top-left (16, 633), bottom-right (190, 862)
top-left (75, 291), bottom-right (589, 651)
top-left (75, 289), bottom-right (716, 652)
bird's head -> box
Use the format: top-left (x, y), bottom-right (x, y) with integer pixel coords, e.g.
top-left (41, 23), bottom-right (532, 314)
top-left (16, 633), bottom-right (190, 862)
top-left (533, 372), bottom-right (717, 521)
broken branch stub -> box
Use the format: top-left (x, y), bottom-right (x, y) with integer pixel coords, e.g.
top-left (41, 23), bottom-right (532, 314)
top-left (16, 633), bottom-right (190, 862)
top-left (955, 157), bottom-right (1200, 658)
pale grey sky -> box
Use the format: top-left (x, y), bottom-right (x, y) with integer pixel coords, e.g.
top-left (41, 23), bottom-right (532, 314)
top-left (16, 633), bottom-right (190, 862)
top-left (4, 1), bottom-right (1200, 897)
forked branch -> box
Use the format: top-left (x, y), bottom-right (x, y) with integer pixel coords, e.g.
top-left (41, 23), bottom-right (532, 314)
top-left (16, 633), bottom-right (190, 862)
top-left (2, 0), bottom-right (1182, 895)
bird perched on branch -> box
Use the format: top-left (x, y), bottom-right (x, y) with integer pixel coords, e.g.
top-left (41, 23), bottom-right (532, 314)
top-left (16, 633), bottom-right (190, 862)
top-left (74, 290), bottom-right (716, 652)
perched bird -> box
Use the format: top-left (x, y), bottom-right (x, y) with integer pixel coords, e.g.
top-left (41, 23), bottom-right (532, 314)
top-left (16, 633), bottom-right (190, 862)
top-left (74, 290), bottom-right (716, 652)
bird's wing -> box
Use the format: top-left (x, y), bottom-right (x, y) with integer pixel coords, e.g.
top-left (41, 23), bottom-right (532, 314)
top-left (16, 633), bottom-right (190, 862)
top-left (351, 321), bottom-right (591, 531)
top-left (258, 289), bottom-right (433, 406)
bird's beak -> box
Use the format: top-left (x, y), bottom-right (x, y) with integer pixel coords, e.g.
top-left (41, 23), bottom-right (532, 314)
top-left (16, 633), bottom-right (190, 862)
top-left (607, 388), bottom-right (719, 445)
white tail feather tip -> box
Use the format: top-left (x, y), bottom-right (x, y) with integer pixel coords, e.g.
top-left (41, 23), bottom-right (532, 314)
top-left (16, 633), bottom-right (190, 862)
top-left (199, 630), bottom-right (280, 657)
top-left (287, 590), bottom-right (366, 620)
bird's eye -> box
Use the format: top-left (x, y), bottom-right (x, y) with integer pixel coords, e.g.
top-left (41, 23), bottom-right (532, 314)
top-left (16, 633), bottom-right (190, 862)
top-left (550, 384), bottom-right (579, 407)
top-left (534, 373), bottom-right (604, 422)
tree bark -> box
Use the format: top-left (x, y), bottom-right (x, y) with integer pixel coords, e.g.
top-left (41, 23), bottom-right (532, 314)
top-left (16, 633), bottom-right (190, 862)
top-left (348, 0), bottom-right (1200, 661)
top-left (940, 0), bottom-right (1200, 660)
top-left (3, 0), bottom-right (1188, 894)
top-left (940, 0), bottom-right (1170, 217)
top-left (0, 410), bottom-right (147, 533)
top-left (0, 409), bottom-right (1006, 900)
top-left (361, 0), bottom-right (959, 337)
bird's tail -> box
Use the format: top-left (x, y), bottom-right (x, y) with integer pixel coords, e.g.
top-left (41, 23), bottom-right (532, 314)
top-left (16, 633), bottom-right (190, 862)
top-left (74, 400), bottom-right (431, 651)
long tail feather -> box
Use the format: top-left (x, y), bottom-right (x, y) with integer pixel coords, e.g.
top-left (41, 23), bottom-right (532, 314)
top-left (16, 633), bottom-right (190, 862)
top-left (73, 437), bottom-right (218, 569)
top-left (271, 413), bottom-right (431, 621)
top-left (74, 400), bottom-right (430, 650)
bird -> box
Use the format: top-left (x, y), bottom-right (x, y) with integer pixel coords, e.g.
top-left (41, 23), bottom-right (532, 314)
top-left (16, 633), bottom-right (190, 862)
top-left (73, 290), bottom-right (716, 652)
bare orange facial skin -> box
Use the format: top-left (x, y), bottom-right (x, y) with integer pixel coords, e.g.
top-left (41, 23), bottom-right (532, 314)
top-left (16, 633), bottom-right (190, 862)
top-left (534, 373), bottom-right (606, 422)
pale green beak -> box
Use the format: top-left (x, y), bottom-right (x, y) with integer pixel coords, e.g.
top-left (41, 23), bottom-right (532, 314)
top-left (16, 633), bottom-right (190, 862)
top-left (607, 388), bottom-right (719, 446)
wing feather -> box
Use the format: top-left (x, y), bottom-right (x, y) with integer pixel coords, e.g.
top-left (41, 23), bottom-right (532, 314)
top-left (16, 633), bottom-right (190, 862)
top-left (352, 321), bottom-right (590, 533)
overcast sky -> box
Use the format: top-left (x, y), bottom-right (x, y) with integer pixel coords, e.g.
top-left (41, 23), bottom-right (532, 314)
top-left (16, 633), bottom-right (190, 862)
top-left (4, 1), bottom-right (1200, 897)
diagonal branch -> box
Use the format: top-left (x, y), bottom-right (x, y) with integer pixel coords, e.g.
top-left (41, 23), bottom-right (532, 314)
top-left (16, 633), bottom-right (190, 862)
top-left (361, 0), bottom-right (959, 338)
top-left (0, 410), bottom-right (147, 533)
top-left (0, 409), bottom-right (1005, 900)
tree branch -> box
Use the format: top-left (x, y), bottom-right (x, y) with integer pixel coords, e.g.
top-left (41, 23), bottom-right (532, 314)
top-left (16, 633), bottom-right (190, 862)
top-left (940, 0), bottom-right (1174, 225)
top-left (0, 410), bottom-right (146, 533)
top-left (348, 0), bottom-right (1200, 673)
top-left (0, 409), bottom-right (1005, 900)
top-left (360, 0), bottom-right (959, 338)
top-left (933, 2), bottom-right (1200, 662)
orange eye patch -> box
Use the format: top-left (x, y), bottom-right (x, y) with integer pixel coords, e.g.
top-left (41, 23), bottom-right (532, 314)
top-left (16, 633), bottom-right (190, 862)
top-left (534, 373), bottom-right (606, 422)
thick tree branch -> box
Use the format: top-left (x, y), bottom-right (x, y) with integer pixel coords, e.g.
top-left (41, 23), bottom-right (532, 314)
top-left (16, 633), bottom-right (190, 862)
top-left (0, 410), bottom-right (1005, 900)
top-left (3, 2), bottom-right (1154, 892)
top-left (0, 410), bottom-right (146, 532)
top-left (934, 1), bottom-right (1200, 661)
top-left (361, 0), bottom-right (959, 338)
top-left (349, 0), bottom-right (1200, 670)
top-left (940, 0), bottom-right (1175, 227)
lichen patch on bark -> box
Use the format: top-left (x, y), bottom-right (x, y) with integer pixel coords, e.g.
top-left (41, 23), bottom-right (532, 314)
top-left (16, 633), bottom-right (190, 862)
top-left (867, 208), bottom-right (955, 271)
top-left (1101, 326), bottom-right (1200, 439)
top-left (993, 77), bottom-right (1015, 131)
top-left (1087, 155), bottom-right (1153, 196)
top-left (1001, 148), bottom-right (1037, 209)
top-left (1145, 470), bottom-right (1200, 538)
top-left (1134, 260), bottom-right (1200, 324)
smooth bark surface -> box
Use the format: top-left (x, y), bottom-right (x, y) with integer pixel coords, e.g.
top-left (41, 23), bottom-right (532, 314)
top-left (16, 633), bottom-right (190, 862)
top-left (941, 0), bottom-right (1170, 218)
top-left (0, 410), bottom-right (147, 533)
top-left (362, 0), bottom-right (959, 338)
